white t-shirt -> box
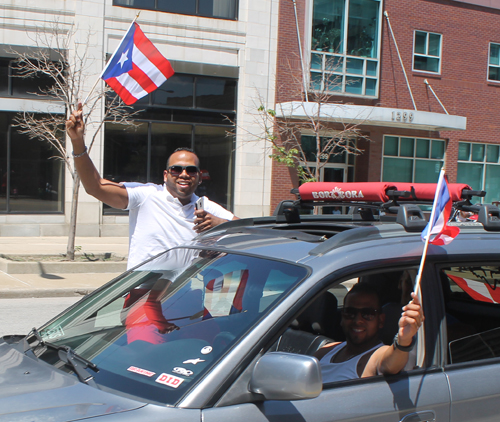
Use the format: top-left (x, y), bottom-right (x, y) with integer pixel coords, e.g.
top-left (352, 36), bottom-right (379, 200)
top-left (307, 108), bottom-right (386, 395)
top-left (124, 183), bottom-right (234, 269)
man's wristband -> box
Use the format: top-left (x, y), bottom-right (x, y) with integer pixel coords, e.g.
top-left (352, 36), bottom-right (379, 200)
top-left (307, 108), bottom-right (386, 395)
top-left (393, 334), bottom-right (416, 352)
top-left (72, 146), bottom-right (88, 158)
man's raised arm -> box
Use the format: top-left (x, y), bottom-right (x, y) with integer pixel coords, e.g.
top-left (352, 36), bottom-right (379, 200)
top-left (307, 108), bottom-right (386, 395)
top-left (362, 292), bottom-right (424, 378)
top-left (66, 103), bottom-right (129, 210)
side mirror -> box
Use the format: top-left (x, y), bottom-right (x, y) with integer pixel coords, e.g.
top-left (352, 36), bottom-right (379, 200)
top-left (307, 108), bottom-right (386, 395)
top-left (249, 352), bottom-right (322, 400)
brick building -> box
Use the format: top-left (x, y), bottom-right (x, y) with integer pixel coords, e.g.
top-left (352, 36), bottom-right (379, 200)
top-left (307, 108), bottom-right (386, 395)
top-left (272, 0), bottom-right (500, 211)
top-left (0, 0), bottom-right (499, 237)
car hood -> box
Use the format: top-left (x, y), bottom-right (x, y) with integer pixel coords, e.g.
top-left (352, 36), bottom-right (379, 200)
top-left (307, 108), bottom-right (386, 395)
top-left (0, 340), bottom-right (146, 421)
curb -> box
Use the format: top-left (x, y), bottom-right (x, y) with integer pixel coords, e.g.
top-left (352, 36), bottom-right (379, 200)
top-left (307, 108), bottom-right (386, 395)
top-left (0, 257), bottom-right (127, 274)
top-left (0, 288), bottom-right (95, 299)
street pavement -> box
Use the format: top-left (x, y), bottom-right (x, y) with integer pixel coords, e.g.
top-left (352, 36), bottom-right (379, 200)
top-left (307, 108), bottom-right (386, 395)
top-left (0, 236), bottom-right (129, 299)
top-left (0, 297), bottom-right (81, 337)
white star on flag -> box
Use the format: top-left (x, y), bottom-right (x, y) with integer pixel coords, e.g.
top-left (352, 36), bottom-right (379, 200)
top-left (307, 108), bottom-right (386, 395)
top-left (118, 50), bottom-right (129, 68)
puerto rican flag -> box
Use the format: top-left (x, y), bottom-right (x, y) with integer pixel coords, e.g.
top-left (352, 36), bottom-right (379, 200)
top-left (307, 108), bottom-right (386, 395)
top-left (101, 22), bottom-right (174, 105)
top-left (449, 274), bottom-right (500, 303)
top-left (421, 171), bottom-right (460, 245)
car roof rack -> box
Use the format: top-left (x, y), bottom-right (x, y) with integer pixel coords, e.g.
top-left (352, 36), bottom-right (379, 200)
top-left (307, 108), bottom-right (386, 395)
top-left (280, 181), bottom-right (498, 232)
top-left (202, 182), bottom-right (499, 239)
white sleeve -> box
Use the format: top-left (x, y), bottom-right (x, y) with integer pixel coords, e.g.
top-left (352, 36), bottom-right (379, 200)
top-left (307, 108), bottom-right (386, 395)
top-left (124, 183), bottom-right (162, 210)
top-left (204, 197), bottom-right (234, 221)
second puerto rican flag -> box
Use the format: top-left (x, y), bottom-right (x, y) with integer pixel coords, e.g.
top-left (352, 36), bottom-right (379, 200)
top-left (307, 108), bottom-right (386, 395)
top-left (421, 171), bottom-right (460, 246)
top-left (101, 22), bottom-right (174, 105)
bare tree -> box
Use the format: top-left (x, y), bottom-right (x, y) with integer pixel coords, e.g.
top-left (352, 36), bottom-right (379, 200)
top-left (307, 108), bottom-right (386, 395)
top-left (10, 22), bottom-right (138, 259)
top-left (240, 56), bottom-right (368, 185)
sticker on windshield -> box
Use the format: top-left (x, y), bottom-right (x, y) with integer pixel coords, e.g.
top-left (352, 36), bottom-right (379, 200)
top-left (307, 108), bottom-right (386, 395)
top-left (42, 325), bottom-right (64, 340)
top-left (201, 346), bottom-right (212, 355)
top-left (156, 373), bottom-right (184, 389)
top-left (183, 358), bottom-right (205, 365)
top-left (127, 366), bottom-right (156, 377)
top-left (172, 367), bottom-right (193, 377)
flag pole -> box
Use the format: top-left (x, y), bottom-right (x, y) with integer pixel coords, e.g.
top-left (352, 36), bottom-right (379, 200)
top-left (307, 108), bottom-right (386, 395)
top-left (82, 11), bottom-right (141, 107)
top-left (414, 167), bottom-right (445, 368)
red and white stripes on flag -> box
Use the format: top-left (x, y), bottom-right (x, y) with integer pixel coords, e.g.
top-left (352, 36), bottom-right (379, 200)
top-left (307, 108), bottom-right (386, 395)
top-left (101, 21), bottom-right (174, 105)
top-left (203, 269), bottom-right (249, 318)
top-left (420, 171), bottom-right (460, 246)
top-left (449, 274), bottom-right (500, 304)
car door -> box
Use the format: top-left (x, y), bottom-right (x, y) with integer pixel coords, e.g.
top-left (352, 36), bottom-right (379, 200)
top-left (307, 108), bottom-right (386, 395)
top-left (437, 261), bottom-right (500, 422)
top-left (203, 266), bottom-right (451, 422)
top-left (202, 367), bottom-right (449, 422)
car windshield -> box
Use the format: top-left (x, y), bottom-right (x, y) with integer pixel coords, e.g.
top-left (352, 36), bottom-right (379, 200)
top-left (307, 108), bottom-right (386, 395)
top-left (34, 247), bottom-right (308, 405)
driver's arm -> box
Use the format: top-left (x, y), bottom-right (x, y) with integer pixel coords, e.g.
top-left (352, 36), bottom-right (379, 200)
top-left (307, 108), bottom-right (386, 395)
top-left (362, 292), bottom-right (424, 377)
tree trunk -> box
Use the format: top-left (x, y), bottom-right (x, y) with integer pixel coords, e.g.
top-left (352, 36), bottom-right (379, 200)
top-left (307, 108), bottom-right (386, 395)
top-left (66, 173), bottom-right (81, 260)
top-left (313, 134), bottom-right (321, 215)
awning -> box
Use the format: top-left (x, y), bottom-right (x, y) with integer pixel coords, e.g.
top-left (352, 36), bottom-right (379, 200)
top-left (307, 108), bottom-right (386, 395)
top-left (276, 101), bottom-right (466, 131)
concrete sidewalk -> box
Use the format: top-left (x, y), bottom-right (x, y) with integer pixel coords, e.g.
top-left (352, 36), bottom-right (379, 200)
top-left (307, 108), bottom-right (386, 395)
top-left (0, 237), bottom-right (129, 298)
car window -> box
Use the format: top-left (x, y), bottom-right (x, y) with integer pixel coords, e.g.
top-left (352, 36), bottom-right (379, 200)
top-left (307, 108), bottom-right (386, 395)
top-left (35, 248), bottom-right (309, 406)
top-left (268, 267), bottom-right (421, 384)
top-left (441, 265), bottom-right (500, 364)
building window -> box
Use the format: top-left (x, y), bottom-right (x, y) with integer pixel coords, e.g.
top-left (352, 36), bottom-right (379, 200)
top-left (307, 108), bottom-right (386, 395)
top-left (413, 30), bottom-right (442, 73)
top-left (300, 134), bottom-right (355, 214)
top-left (310, 0), bottom-right (382, 97)
top-left (488, 43), bottom-right (500, 82)
top-left (457, 142), bottom-right (500, 205)
top-left (0, 113), bottom-right (64, 213)
top-left (300, 134), bottom-right (355, 183)
top-left (382, 136), bottom-right (445, 183)
top-left (113, 0), bottom-right (238, 20)
top-left (104, 73), bottom-right (236, 213)
top-left (0, 58), bottom-right (55, 98)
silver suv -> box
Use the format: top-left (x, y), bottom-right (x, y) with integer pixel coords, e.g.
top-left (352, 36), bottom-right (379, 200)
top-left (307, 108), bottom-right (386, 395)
top-left (1, 182), bottom-right (500, 421)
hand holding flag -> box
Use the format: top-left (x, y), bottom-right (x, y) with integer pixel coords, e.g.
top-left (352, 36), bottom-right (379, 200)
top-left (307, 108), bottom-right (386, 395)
top-left (100, 21), bottom-right (174, 105)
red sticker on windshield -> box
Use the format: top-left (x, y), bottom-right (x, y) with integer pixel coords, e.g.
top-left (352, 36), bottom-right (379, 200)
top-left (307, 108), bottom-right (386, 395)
top-left (127, 366), bottom-right (156, 377)
top-left (155, 373), bottom-right (184, 388)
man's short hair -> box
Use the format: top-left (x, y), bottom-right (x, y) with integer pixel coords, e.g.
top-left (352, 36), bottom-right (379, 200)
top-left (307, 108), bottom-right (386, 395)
top-left (344, 282), bottom-right (382, 310)
top-left (166, 147), bottom-right (199, 168)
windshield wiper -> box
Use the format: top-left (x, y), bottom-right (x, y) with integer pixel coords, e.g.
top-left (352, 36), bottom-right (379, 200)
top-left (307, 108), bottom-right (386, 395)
top-left (57, 346), bottom-right (99, 387)
top-left (24, 326), bottom-right (99, 387)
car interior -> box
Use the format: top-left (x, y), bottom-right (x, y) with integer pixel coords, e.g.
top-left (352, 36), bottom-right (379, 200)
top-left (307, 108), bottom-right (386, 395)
top-left (269, 268), bottom-right (420, 375)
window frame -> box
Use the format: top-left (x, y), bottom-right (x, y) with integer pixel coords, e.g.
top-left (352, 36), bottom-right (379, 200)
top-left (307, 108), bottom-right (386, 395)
top-left (112, 0), bottom-right (239, 20)
top-left (0, 57), bottom-right (57, 99)
top-left (412, 30), bottom-right (442, 75)
top-left (457, 141), bottom-right (500, 204)
top-left (488, 42), bottom-right (500, 83)
top-left (103, 73), bottom-right (237, 215)
top-left (0, 112), bottom-right (65, 214)
top-left (381, 135), bottom-right (446, 183)
top-left (308, 0), bottom-right (384, 98)
top-left (438, 262), bottom-right (500, 365)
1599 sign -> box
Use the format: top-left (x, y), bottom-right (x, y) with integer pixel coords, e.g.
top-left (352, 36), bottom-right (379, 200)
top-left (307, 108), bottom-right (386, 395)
top-left (392, 111), bottom-right (414, 122)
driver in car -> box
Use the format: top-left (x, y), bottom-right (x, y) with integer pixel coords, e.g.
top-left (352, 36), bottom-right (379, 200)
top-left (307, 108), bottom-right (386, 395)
top-left (315, 283), bottom-right (424, 381)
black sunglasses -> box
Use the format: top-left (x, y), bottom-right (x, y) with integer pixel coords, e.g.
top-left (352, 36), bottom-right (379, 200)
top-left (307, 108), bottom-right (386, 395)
top-left (168, 165), bottom-right (200, 176)
top-left (341, 307), bottom-right (380, 321)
